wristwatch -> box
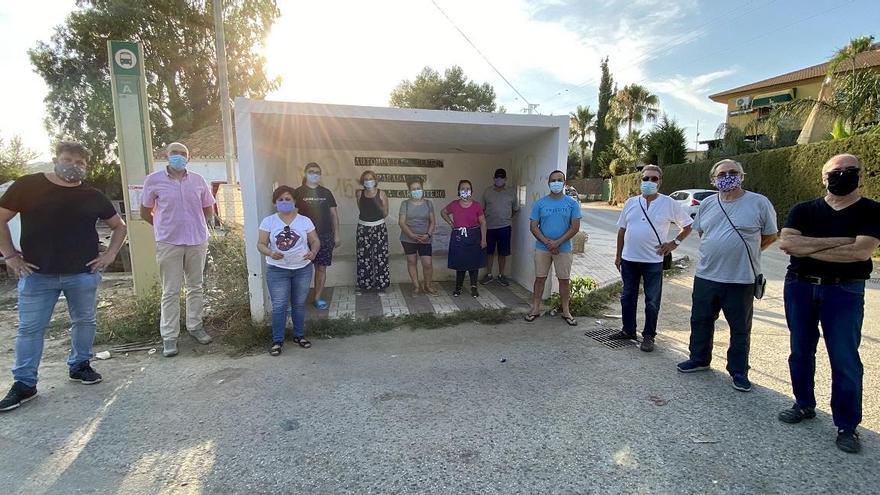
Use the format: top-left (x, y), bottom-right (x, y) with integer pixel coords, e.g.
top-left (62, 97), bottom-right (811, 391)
top-left (673, 239), bottom-right (681, 246)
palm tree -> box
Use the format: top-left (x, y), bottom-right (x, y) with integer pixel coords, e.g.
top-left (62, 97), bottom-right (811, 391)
top-left (610, 84), bottom-right (660, 136)
top-left (569, 105), bottom-right (596, 177)
top-left (610, 130), bottom-right (646, 174)
top-left (828, 35), bottom-right (875, 78)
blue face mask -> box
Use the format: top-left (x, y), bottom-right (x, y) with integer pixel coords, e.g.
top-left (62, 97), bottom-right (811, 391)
top-left (364, 179), bottom-right (376, 189)
top-left (168, 154), bottom-right (187, 171)
top-left (640, 181), bottom-right (658, 195)
top-left (276, 200), bottom-right (295, 213)
top-left (306, 173), bottom-right (321, 185)
top-left (410, 189), bottom-right (424, 199)
top-left (549, 181), bottom-right (564, 194)
top-left (459, 190), bottom-right (472, 199)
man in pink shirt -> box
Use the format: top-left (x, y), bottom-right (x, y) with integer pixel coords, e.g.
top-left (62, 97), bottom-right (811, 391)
top-left (141, 142), bottom-right (216, 357)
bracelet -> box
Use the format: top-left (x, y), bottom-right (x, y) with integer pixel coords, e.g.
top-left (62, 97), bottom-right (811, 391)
top-left (3, 252), bottom-right (22, 261)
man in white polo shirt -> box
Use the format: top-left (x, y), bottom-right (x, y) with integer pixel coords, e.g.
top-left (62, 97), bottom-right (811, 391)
top-left (611, 165), bottom-right (693, 352)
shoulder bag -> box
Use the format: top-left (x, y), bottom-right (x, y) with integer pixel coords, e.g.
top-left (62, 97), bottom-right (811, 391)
top-left (715, 197), bottom-right (766, 299)
top-left (637, 198), bottom-right (673, 270)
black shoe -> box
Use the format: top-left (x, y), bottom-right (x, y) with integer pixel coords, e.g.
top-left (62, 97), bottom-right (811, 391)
top-left (731, 373), bottom-right (752, 392)
top-left (480, 274), bottom-right (494, 285)
top-left (608, 330), bottom-right (637, 340)
top-left (453, 287), bottom-right (462, 297)
top-left (639, 335), bottom-right (655, 352)
top-left (0, 382), bottom-right (37, 412)
top-left (471, 286), bottom-right (479, 298)
top-left (497, 275), bottom-right (510, 287)
top-left (778, 404), bottom-right (816, 424)
top-left (836, 429), bottom-right (861, 454)
top-left (676, 360), bottom-right (710, 373)
top-left (269, 343), bottom-right (283, 356)
top-left (69, 361), bottom-right (103, 385)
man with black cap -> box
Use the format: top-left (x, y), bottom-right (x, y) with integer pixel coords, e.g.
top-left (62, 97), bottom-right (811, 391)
top-left (481, 168), bottom-right (519, 286)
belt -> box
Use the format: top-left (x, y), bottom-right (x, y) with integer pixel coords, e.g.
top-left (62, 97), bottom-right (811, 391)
top-left (357, 219), bottom-right (386, 227)
top-left (793, 273), bottom-right (859, 286)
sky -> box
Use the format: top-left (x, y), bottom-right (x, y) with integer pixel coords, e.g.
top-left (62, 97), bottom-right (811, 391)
top-left (1, 0), bottom-right (879, 161)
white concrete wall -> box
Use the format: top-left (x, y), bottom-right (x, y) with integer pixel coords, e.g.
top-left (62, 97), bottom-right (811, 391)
top-left (507, 130), bottom-right (568, 297)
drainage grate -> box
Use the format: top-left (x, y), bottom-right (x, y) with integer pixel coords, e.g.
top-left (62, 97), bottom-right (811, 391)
top-left (583, 327), bottom-right (639, 350)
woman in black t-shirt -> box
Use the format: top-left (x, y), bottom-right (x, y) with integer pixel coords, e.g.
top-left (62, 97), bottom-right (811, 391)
top-left (292, 162), bottom-right (339, 310)
top-left (355, 169), bottom-right (390, 293)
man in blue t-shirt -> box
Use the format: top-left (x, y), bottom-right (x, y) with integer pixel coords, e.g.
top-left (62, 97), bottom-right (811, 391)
top-left (524, 170), bottom-right (582, 326)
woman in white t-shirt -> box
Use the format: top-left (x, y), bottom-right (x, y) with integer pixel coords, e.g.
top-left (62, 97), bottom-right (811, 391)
top-left (258, 186), bottom-right (320, 356)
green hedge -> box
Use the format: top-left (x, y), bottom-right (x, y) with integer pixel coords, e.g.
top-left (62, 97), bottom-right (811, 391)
top-left (611, 135), bottom-right (880, 224)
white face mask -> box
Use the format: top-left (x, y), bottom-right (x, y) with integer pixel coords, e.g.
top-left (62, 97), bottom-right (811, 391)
top-left (459, 189), bottom-right (472, 199)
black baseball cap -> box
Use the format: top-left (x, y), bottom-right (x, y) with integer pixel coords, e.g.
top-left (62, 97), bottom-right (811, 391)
top-left (494, 168), bottom-right (507, 178)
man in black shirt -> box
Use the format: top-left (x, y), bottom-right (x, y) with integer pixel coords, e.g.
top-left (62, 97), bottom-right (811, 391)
top-left (0, 141), bottom-right (127, 413)
top-left (777, 153), bottom-right (880, 453)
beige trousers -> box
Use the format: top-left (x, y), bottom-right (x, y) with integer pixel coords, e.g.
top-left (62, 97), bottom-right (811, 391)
top-left (156, 242), bottom-right (208, 340)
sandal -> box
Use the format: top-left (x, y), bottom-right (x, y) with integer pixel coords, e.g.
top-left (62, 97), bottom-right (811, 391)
top-left (313, 299), bottom-right (329, 310)
top-left (562, 315), bottom-right (578, 326)
top-left (269, 343), bottom-right (282, 356)
top-left (293, 337), bottom-right (312, 348)
top-left (523, 313), bottom-right (541, 322)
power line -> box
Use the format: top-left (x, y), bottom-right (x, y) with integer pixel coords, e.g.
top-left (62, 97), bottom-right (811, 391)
top-left (430, 0), bottom-right (535, 111)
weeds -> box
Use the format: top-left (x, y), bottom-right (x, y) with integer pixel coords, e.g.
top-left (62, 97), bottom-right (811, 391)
top-left (94, 285), bottom-right (161, 345)
top-left (545, 278), bottom-right (623, 317)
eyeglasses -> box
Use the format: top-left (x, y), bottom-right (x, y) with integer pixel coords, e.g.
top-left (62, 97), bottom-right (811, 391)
top-left (715, 171), bottom-right (742, 178)
top-left (641, 176), bottom-right (660, 182)
top-left (825, 167), bottom-right (860, 177)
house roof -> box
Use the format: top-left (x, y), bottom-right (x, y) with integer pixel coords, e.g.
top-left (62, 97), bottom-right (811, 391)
top-left (152, 123), bottom-right (236, 161)
top-left (709, 48), bottom-right (880, 101)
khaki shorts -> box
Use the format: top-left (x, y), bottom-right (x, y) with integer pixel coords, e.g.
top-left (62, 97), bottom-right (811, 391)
top-left (534, 250), bottom-right (573, 279)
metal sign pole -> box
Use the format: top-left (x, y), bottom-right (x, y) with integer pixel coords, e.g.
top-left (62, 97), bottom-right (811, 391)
top-left (213, 0), bottom-right (237, 184)
top-left (107, 40), bottom-right (158, 298)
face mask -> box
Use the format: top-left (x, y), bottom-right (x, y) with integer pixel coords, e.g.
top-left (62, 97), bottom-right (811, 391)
top-left (168, 154), bottom-right (187, 171)
top-left (494, 178), bottom-right (506, 187)
top-left (640, 181), bottom-right (658, 195)
top-left (549, 181), bottom-right (564, 194)
top-left (410, 189), bottom-right (424, 200)
top-left (55, 162), bottom-right (86, 183)
top-left (714, 174), bottom-right (742, 192)
top-left (276, 200), bottom-right (295, 213)
top-left (826, 168), bottom-right (860, 196)
top-left (306, 173), bottom-right (321, 185)
top-left (364, 179), bottom-right (376, 189)
top-left (459, 190), bottom-right (472, 199)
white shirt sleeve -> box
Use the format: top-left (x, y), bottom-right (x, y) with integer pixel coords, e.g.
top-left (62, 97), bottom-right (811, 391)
top-left (616, 199), bottom-right (631, 229)
top-left (671, 197), bottom-right (694, 228)
top-left (259, 215), bottom-right (274, 232)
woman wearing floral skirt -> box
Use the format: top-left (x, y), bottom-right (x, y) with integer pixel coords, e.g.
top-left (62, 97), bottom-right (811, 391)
top-left (355, 170), bottom-right (390, 292)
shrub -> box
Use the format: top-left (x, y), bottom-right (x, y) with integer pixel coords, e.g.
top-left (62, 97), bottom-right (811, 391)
top-left (546, 277), bottom-right (623, 317)
top-left (611, 134), bottom-right (880, 224)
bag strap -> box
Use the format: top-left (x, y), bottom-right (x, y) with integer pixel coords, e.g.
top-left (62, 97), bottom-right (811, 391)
top-left (715, 196), bottom-right (759, 279)
top-left (637, 197), bottom-right (664, 246)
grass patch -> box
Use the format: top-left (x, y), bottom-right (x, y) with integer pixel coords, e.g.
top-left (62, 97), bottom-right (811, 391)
top-left (544, 277), bottom-right (623, 317)
top-left (94, 285), bottom-right (161, 345)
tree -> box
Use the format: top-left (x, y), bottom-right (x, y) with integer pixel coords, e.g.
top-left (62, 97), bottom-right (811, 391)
top-left (0, 134), bottom-right (38, 184)
top-left (566, 146), bottom-right (581, 179)
top-left (708, 123), bottom-right (751, 159)
top-left (610, 131), bottom-right (646, 175)
top-left (769, 34), bottom-right (879, 139)
top-left (610, 84), bottom-right (660, 136)
top-left (591, 57), bottom-right (615, 176)
top-left (389, 66), bottom-right (497, 112)
top-left (569, 105), bottom-right (596, 178)
top-left (29, 0), bottom-right (281, 197)
top-left (644, 115), bottom-right (687, 166)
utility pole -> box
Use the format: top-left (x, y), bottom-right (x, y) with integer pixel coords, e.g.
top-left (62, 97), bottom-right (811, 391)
top-left (695, 119), bottom-right (700, 151)
top-left (523, 103), bottom-right (539, 115)
top-left (213, 0), bottom-right (236, 184)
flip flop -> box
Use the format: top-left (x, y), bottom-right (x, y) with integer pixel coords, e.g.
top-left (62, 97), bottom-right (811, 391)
top-left (523, 313), bottom-right (541, 322)
top-left (561, 315), bottom-right (578, 326)
top-left (313, 299), bottom-right (329, 310)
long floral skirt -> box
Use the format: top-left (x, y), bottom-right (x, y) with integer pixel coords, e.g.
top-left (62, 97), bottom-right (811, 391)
top-left (356, 223), bottom-right (390, 290)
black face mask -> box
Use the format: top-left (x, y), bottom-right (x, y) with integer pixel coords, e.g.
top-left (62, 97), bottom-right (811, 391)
top-left (826, 168), bottom-right (860, 196)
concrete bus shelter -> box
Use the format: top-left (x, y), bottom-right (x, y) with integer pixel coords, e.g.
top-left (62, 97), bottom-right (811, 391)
top-left (234, 99), bottom-right (568, 322)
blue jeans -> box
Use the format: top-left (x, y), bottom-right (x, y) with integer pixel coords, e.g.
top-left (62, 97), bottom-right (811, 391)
top-left (688, 277), bottom-right (754, 375)
top-left (13, 272), bottom-right (102, 387)
top-left (784, 274), bottom-right (864, 430)
top-left (620, 260), bottom-right (664, 337)
top-left (266, 264), bottom-right (314, 344)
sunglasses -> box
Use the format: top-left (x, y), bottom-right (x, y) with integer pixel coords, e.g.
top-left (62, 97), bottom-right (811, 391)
top-left (641, 176), bottom-right (660, 182)
top-left (826, 167), bottom-right (860, 177)
top-left (715, 171), bottom-right (742, 178)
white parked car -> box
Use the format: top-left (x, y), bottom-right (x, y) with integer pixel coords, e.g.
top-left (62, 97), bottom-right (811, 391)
top-left (669, 189), bottom-right (717, 218)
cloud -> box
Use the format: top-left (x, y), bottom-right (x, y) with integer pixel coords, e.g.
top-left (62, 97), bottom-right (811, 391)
top-left (649, 69), bottom-right (736, 115)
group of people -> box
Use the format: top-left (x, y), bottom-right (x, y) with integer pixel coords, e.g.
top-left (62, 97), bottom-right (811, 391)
top-left (0, 139), bottom-right (876, 456)
top-left (610, 154), bottom-right (878, 454)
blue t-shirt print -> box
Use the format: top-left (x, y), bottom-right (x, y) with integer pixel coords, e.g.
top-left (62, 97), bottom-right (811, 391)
top-left (529, 195), bottom-right (582, 252)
